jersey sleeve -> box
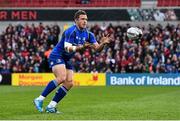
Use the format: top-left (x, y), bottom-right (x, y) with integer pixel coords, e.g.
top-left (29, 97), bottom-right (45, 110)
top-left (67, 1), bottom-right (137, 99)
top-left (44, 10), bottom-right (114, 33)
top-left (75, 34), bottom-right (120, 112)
top-left (88, 32), bottom-right (97, 44)
top-left (64, 30), bottom-right (75, 44)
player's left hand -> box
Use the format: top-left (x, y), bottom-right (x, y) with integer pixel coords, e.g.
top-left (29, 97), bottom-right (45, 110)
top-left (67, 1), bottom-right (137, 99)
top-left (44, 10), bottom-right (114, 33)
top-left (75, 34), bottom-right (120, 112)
top-left (101, 33), bottom-right (112, 45)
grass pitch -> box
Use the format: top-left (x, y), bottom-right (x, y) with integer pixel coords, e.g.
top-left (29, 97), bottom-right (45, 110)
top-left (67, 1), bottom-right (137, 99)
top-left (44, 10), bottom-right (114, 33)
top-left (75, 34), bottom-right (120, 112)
top-left (0, 86), bottom-right (180, 120)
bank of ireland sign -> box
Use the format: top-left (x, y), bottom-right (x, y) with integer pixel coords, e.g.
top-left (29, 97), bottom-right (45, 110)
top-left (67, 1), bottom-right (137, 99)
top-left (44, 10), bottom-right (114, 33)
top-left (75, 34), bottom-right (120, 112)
top-left (106, 73), bottom-right (180, 86)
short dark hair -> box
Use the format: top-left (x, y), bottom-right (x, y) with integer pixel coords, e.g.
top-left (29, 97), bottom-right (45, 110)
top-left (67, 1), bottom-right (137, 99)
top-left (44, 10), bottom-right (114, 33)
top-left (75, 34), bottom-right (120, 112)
top-left (74, 10), bottom-right (87, 20)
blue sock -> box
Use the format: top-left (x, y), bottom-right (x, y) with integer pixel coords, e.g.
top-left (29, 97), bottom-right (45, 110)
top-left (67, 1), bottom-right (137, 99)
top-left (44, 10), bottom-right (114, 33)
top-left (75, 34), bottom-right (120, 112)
top-left (41, 80), bottom-right (58, 97)
top-left (52, 85), bottom-right (68, 103)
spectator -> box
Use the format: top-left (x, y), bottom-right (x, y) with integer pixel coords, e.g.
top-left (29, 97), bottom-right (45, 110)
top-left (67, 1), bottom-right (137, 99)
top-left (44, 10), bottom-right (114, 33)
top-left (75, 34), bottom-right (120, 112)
top-left (153, 10), bottom-right (166, 21)
top-left (165, 10), bottom-right (177, 21)
top-left (81, 0), bottom-right (90, 4)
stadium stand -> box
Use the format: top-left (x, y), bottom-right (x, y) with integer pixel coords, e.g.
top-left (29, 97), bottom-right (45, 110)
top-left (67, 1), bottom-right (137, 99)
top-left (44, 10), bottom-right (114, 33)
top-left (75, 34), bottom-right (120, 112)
top-left (0, 0), bottom-right (141, 7)
top-left (157, 0), bottom-right (180, 7)
top-left (0, 22), bottom-right (180, 73)
top-left (7, 0), bottom-right (180, 9)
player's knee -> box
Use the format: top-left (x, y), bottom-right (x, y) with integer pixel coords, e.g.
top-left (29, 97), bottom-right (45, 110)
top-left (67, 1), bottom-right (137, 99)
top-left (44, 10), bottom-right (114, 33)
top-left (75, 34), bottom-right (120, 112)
top-left (56, 77), bottom-right (66, 84)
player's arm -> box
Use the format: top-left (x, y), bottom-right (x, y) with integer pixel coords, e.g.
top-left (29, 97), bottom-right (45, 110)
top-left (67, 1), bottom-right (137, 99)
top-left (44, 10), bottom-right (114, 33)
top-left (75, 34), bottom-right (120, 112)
top-left (64, 30), bottom-right (89, 53)
top-left (64, 42), bottom-right (89, 52)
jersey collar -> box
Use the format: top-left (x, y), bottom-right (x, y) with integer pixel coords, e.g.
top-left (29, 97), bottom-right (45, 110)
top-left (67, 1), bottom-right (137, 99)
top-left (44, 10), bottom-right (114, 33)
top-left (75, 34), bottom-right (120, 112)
top-left (75, 24), bottom-right (86, 32)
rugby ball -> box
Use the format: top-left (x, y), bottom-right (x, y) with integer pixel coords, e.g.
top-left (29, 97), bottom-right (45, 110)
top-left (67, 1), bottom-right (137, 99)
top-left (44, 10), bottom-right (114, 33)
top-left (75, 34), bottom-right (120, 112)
top-left (127, 27), bottom-right (142, 40)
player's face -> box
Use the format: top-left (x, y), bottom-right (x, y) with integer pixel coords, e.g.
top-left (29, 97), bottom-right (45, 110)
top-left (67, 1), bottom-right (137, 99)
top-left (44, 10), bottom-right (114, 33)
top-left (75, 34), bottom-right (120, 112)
top-left (76, 14), bottom-right (88, 29)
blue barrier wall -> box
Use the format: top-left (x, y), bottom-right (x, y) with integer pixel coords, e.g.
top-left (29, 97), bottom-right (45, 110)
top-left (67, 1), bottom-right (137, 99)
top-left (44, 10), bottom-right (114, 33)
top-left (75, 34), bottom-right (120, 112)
top-left (106, 73), bottom-right (180, 86)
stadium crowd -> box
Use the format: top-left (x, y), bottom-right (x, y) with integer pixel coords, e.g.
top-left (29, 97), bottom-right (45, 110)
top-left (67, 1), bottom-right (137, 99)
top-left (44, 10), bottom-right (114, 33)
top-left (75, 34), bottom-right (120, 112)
top-left (128, 9), bottom-right (177, 21)
top-left (0, 23), bottom-right (60, 73)
top-left (0, 22), bottom-right (180, 73)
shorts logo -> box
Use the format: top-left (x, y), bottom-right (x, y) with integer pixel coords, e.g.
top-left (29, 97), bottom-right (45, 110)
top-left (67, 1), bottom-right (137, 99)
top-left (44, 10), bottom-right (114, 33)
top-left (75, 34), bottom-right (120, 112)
top-left (56, 59), bottom-right (61, 63)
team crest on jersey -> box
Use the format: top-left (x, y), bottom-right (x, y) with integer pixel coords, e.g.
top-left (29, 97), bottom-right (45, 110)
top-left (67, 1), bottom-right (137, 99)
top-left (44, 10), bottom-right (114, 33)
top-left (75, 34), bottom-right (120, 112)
top-left (50, 61), bottom-right (54, 65)
top-left (83, 37), bottom-right (86, 41)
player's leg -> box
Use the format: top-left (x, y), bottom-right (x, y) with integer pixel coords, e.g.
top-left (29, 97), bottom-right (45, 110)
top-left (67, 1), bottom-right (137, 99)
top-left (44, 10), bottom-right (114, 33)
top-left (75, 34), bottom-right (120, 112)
top-left (42, 64), bottom-right (67, 96)
top-left (46, 69), bottom-right (73, 113)
top-left (63, 69), bottom-right (74, 90)
top-left (34, 63), bottom-right (66, 112)
top-left (46, 61), bottom-right (74, 113)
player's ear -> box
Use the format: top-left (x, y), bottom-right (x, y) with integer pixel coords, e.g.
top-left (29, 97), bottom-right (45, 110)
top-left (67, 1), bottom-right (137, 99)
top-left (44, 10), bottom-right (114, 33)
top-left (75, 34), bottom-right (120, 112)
top-left (74, 19), bottom-right (77, 22)
top-left (74, 18), bottom-right (78, 23)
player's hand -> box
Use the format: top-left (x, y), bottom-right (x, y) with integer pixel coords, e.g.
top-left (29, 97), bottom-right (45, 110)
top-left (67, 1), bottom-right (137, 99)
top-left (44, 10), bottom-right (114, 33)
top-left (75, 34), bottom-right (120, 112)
top-left (101, 33), bottom-right (112, 45)
top-left (84, 42), bottom-right (92, 48)
top-left (76, 42), bottom-right (92, 51)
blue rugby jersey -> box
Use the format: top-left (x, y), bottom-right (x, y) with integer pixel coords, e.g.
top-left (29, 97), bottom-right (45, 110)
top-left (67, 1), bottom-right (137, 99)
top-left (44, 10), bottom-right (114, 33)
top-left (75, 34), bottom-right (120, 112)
top-left (49, 25), bottom-right (97, 60)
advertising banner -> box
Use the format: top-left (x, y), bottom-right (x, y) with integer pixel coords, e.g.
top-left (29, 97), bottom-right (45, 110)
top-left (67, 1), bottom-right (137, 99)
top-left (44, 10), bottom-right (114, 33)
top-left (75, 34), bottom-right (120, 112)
top-left (0, 9), bottom-right (129, 21)
top-left (106, 73), bottom-right (180, 86)
top-left (0, 73), bottom-right (11, 85)
top-left (12, 73), bottom-right (55, 86)
top-left (73, 73), bottom-right (105, 86)
top-left (0, 9), bottom-right (179, 21)
top-left (12, 73), bottom-right (105, 86)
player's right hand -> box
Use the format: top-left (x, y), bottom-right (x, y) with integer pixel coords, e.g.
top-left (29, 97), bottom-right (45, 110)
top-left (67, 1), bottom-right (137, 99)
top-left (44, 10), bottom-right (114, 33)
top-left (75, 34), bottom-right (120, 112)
top-left (84, 42), bottom-right (92, 48)
top-left (76, 42), bottom-right (91, 51)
